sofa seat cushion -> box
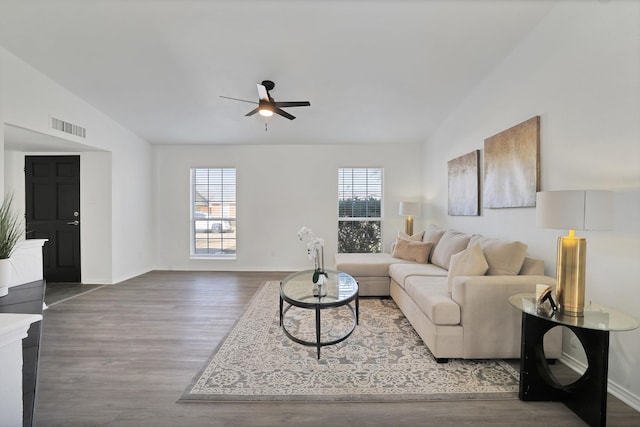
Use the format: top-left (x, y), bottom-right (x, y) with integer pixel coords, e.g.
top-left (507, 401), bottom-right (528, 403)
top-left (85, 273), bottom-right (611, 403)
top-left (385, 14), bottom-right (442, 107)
top-left (468, 235), bottom-right (528, 276)
top-left (334, 253), bottom-right (415, 277)
top-left (388, 263), bottom-right (448, 289)
top-left (404, 276), bottom-right (460, 325)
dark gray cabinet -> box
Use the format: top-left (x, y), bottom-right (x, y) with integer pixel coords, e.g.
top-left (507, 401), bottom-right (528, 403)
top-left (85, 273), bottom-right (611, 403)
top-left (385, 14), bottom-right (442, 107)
top-left (0, 280), bottom-right (46, 427)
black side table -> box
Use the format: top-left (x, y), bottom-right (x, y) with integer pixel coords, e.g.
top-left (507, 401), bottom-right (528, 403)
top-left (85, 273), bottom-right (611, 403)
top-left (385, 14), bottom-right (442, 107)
top-left (509, 294), bottom-right (638, 427)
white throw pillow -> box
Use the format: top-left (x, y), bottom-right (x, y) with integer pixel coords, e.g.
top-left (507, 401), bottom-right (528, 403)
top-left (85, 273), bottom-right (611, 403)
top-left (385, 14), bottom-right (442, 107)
top-left (398, 230), bottom-right (425, 241)
top-left (447, 243), bottom-right (489, 294)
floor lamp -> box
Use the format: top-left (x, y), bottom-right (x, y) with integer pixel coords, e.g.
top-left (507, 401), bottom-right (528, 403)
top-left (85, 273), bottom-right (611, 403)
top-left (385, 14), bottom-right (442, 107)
top-left (536, 190), bottom-right (613, 316)
top-left (399, 202), bottom-right (420, 236)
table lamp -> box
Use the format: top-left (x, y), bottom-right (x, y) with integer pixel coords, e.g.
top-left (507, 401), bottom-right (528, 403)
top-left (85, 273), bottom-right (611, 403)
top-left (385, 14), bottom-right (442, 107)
top-left (536, 190), bottom-right (613, 316)
top-left (399, 202), bottom-right (420, 235)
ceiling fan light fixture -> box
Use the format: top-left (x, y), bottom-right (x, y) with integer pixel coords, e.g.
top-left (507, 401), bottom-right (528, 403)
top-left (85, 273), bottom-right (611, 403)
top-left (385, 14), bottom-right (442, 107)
top-left (259, 108), bottom-right (274, 117)
top-left (258, 100), bottom-right (274, 117)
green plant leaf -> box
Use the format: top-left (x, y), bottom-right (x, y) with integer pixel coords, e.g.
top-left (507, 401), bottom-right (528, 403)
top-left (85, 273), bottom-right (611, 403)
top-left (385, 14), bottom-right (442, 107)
top-left (0, 193), bottom-right (26, 259)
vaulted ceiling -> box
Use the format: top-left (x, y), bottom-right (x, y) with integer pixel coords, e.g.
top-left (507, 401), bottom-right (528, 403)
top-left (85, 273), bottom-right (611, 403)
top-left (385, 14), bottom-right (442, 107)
top-left (0, 1), bottom-right (558, 146)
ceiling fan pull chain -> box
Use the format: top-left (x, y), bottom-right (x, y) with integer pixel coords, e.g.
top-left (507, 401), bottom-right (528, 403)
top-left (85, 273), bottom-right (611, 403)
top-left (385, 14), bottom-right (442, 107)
top-left (265, 121), bottom-right (268, 132)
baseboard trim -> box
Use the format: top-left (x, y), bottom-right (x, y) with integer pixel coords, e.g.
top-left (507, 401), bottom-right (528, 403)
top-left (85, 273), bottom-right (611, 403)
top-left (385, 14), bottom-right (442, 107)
top-left (560, 352), bottom-right (640, 412)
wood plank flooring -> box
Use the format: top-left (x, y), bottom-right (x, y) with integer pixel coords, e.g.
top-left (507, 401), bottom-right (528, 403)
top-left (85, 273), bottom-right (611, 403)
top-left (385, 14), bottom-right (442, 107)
top-left (35, 271), bottom-right (640, 427)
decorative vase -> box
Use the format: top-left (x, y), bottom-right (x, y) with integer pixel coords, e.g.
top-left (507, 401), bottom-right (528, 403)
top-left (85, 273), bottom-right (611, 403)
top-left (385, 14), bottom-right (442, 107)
top-left (313, 273), bottom-right (327, 298)
top-left (0, 258), bottom-right (11, 297)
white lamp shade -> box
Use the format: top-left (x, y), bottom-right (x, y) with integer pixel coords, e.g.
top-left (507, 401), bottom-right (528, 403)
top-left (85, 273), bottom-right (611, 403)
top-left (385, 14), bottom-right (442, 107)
top-left (536, 190), bottom-right (613, 231)
top-left (399, 201), bottom-right (420, 217)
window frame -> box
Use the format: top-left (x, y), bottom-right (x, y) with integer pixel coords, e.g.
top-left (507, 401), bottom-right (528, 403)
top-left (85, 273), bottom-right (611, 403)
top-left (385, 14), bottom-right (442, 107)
top-left (190, 167), bottom-right (237, 259)
top-left (337, 167), bottom-right (384, 253)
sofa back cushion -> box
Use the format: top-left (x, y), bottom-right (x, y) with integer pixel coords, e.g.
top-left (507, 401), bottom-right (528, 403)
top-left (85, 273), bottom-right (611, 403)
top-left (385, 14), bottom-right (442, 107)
top-left (446, 243), bottom-right (489, 293)
top-left (519, 256), bottom-right (544, 275)
top-left (392, 239), bottom-right (433, 264)
top-left (468, 235), bottom-right (528, 276)
top-left (422, 224), bottom-right (446, 262)
top-left (431, 230), bottom-right (471, 270)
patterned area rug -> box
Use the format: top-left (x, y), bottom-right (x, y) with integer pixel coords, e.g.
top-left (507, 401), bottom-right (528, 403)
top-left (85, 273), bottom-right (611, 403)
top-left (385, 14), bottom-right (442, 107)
top-left (180, 281), bottom-right (519, 402)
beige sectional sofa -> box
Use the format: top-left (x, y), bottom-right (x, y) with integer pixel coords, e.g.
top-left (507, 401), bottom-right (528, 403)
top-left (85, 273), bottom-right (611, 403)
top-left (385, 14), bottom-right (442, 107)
top-left (334, 224), bottom-right (562, 362)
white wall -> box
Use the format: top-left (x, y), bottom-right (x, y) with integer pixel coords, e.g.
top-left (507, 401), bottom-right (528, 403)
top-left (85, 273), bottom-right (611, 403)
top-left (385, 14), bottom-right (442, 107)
top-left (154, 143), bottom-right (422, 271)
top-left (0, 46), bottom-right (155, 284)
top-left (424, 1), bottom-right (640, 407)
top-left (0, 48), bottom-right (6, 197)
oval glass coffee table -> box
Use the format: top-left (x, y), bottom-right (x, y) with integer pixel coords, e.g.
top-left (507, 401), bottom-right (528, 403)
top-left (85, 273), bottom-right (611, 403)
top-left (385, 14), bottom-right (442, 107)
top-left (279, 269), bottom-right (359, 359)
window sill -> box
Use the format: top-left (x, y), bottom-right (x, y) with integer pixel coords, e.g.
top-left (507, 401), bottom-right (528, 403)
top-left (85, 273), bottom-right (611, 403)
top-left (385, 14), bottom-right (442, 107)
top-left (190, 255), bottom-right (237, 260)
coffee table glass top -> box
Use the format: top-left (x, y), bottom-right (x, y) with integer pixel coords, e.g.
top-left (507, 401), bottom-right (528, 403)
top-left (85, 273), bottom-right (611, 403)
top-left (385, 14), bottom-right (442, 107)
top-left (509, 293), bottom-right (639, 332)
top-left (281, 269), bottom-right (358, 306)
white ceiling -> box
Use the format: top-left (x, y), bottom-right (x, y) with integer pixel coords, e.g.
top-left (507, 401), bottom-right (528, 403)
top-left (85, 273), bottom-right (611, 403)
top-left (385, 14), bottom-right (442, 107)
top-left (0, 1), bottom-right (558, 146)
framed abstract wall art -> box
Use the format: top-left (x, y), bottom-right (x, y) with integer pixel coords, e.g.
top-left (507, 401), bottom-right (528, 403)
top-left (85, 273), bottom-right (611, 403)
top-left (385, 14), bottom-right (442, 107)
top-left (483, 116), bottom-right (540, 208)
top-left (448, 150), bottom-right (480, 216)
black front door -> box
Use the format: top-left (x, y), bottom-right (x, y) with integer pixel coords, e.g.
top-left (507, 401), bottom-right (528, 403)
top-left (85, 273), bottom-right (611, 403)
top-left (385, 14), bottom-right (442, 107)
top-left (25, 155), bottom-right (81, 282)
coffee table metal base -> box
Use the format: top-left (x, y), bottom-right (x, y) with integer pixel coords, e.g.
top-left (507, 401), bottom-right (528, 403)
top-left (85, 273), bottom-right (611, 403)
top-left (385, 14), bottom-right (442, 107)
top-left (279, 296), bottom-right (359, 359)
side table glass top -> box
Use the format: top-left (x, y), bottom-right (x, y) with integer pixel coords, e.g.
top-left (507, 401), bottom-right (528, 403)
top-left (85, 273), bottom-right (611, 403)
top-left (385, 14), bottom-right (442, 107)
top-left (281, 269), bottom-right (358, 305)
top-left (509, 293), bottom-right (639, 332)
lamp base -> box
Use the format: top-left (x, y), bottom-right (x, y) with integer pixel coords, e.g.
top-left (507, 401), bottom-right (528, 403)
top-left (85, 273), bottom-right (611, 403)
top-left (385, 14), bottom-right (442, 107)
top-left (405, 217), bottom-right (414, 236)
top-left (556, 235), bottom-right (587, 317)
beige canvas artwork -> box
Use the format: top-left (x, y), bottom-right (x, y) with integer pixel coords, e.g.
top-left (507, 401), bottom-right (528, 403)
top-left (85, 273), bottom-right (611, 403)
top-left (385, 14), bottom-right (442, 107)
top-left (448, 150), bottom-right (479, 216)
top-left (483, 116), bottom-right (540, 208)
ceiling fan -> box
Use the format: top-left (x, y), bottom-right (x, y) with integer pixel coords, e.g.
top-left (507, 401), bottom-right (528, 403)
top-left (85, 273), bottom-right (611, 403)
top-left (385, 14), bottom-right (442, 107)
top-left (220, 80), bottom-right (310, 120)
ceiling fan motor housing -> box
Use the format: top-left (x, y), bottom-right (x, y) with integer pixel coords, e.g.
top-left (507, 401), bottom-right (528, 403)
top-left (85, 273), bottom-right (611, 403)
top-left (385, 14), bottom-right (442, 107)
top-left (261, 80), bottom-right (275, 91)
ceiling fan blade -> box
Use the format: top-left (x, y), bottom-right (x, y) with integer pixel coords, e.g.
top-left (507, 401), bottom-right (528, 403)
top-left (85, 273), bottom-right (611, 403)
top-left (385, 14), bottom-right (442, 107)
top-left (220, 96), bottom-right (258, 104)
top-left (245, 108), bottom-right (259, 117)
top-left (257, 84), bottom-right (270, 101)
top-left (274, 108), bottom-right (296, 120)
top-left (274, 101), bottom-right (311, 108)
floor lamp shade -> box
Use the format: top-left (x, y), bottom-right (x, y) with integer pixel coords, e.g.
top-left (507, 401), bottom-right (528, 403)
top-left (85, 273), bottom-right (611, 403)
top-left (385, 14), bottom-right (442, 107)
top-left (399, 202), bottom-right (420, 236)
top-left (536, 190), bottom-right (613, 316)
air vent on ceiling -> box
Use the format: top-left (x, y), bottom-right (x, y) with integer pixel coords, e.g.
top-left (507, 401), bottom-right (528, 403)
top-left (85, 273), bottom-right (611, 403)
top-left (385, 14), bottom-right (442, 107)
top-left (51, 117), bottom-right (86, 138)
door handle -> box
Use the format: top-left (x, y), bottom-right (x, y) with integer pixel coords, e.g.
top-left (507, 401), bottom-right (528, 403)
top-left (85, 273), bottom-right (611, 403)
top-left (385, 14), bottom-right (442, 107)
top-left (67, 220), bottom-right (80, 226)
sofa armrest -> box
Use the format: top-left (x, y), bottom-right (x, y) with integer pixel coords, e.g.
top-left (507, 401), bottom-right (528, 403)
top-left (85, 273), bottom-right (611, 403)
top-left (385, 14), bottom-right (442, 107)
top-left (450, 275), bottom-right (557, 359)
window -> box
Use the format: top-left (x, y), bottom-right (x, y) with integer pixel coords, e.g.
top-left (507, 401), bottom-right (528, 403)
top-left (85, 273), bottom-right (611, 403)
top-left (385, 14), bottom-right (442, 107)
top-left (191, 168), bottom-right (236, 258)
top-left (338, 167), bottom-right (383, 253)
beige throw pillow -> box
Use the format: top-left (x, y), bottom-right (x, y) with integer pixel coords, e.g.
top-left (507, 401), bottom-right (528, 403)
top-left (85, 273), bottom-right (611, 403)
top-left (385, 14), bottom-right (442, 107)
top-left (447, 243), bottom-right (489, 294)
top-left (392, 239), bottom-right (433, 264)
